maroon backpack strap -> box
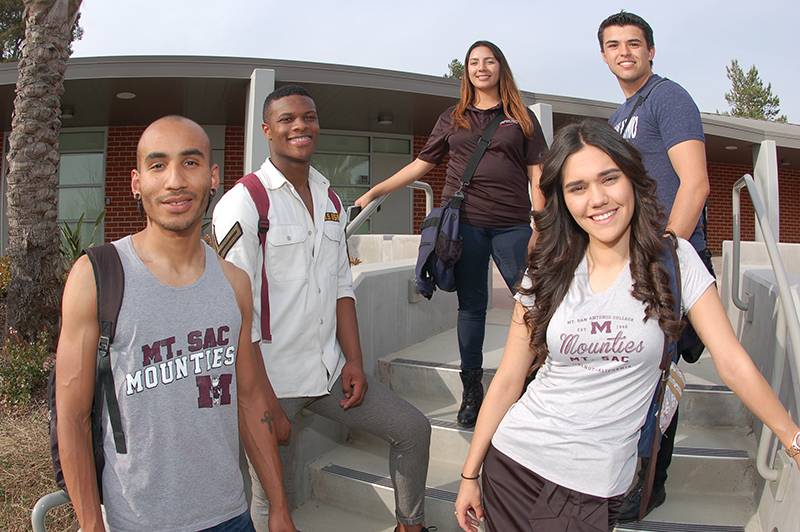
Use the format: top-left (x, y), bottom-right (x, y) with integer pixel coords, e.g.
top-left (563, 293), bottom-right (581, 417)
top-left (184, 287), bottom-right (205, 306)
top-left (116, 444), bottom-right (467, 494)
top-left (236, 173), bottom-right (272, 342)
top-left (327, 187), bottom-right (342, 215)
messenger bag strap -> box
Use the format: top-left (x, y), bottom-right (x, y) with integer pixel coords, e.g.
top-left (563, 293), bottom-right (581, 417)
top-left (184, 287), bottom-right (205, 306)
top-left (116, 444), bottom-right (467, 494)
top-left (459, 112), bottom-right (505, 189)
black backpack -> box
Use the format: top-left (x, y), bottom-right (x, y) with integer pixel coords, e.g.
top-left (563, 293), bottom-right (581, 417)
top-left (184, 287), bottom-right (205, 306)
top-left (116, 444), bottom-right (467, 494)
top-left (48, 243), bottom-right (128, 500)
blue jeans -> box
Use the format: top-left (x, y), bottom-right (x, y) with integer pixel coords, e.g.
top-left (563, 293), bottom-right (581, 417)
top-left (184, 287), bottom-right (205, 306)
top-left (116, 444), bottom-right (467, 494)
top-left (455, 222), bottom-right (532, 369)
top-left (203, 510), bottom-right (255, 532)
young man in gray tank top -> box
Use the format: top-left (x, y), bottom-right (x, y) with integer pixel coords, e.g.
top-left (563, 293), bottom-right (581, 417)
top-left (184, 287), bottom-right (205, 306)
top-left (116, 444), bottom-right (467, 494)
top-left (55, 116), bottom-right (297, 532)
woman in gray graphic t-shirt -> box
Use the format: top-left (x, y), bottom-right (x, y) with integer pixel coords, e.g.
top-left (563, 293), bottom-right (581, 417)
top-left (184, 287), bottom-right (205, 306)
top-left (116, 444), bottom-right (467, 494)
top-left (453, 120), bottom-right (800, 532)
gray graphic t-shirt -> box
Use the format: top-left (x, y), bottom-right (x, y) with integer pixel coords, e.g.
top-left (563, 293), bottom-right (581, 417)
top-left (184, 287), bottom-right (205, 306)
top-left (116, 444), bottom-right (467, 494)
top-left (609, 74), bottom-right (706, 251)
top-left (492, 239), bottom-right (714, 497)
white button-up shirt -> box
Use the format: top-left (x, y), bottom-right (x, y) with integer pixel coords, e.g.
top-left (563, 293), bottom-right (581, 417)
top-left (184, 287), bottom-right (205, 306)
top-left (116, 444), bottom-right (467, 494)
top-left (212, 158), bottom-right (355, 398)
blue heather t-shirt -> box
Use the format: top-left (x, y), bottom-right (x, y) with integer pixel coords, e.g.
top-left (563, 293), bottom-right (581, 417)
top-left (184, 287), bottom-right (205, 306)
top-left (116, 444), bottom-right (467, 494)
top-left (609, 74), bottom-right (707, 251)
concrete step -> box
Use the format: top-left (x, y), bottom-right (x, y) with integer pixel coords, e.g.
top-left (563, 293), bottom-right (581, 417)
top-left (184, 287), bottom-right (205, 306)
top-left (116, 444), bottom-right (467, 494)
top-left (308, 437), bottom-right (754, 532)
top-left (310, 438), bottom-right (458, 531)
top-left (379, 353), bottom-right (753, 429)
top-left (292, 499), bottom-right (397, 531)
top-left (358, 394), bottom-right (756, 498)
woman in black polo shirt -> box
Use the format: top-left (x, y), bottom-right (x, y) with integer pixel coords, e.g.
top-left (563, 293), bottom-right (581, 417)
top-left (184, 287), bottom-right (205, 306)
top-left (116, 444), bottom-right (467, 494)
top-left (355, 40), bottom-right (548, 427)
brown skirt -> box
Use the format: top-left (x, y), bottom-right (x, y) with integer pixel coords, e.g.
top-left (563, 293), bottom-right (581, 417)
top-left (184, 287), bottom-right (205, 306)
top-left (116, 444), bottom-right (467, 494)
top-left (481, 445), bottom-right (624, 532)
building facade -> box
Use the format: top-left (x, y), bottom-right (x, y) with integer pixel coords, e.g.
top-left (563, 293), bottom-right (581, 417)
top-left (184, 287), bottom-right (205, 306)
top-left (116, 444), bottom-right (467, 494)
top-left (1, 56), bottom-right (799, 255)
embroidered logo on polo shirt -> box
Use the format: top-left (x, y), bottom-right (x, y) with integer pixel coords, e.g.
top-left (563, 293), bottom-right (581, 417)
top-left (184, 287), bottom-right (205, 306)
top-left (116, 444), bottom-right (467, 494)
top-left (325, 212), bottom-right (340, 222)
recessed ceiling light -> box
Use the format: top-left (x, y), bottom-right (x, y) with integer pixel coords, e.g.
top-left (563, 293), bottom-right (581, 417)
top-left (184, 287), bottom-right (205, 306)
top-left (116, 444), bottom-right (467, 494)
top-left (116, 91), bottom-right (136, 100)
top-left (724, 145), bottom-right (738, 150)
top-left (377, 112), bottom-right (393, 125)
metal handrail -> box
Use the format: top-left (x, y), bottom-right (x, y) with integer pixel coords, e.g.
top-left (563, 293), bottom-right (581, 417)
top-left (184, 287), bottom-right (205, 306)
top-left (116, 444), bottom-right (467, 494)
top-left (31, 490), bottom-right (69, 532)
top-left (732, 173), bottom-right (800, 481)
top-left (345, 180), bottom-right (434, 238)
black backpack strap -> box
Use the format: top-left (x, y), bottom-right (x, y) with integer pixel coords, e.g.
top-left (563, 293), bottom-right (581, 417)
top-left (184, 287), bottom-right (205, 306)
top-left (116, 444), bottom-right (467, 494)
top-left (639, 232), bottom-right (682, 518)
top-left (452, 112), bottom-right (505, 207)
top-left (84, 244), bottom-right (127, 454)
top-left (661, 231), bottom-right (682, 369)
top-left (620, 77), bottom-right (668, 137)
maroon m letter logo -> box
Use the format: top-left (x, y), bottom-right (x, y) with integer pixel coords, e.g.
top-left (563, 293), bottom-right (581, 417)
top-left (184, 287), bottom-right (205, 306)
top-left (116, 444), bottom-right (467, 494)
top-left (590, 320), bottom-right (612, 334)
top-left (196, 374), bottom-right (233, 408)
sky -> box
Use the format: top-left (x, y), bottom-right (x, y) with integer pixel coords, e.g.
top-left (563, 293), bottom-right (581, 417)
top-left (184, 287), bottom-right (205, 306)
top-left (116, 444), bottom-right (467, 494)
top-left (71, 0), bottom-right (800, 123)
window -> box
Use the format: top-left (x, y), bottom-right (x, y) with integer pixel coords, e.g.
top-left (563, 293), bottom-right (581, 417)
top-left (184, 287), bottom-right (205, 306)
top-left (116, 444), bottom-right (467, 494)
top-left (311, 132), bottom-right (411, 233)
top-left (1, 129), bottom-right (107, 253)
top-left (58, 130), bottom-right (106, 246)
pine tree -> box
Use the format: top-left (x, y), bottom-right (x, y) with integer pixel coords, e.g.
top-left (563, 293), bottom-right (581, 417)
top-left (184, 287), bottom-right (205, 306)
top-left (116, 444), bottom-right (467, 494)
top-left (724, 59), bottom-right (787, 122)
top-left (443, 58), bottom-right (464, 80)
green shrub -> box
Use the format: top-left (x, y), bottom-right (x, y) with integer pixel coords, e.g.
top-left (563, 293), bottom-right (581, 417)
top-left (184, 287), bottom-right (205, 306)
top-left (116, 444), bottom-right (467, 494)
top-left (60, 210), bottom-right (105, 267)
top-left (0, 330), bottom-right (52, 407)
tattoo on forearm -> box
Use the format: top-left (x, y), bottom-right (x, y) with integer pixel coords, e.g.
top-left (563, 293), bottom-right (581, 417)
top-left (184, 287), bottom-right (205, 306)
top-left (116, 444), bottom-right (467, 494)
top-left (260, 411), bottom-right (273, 434)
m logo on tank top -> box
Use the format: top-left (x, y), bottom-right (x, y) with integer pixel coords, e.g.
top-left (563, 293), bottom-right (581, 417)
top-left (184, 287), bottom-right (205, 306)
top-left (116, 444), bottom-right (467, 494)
top-left (196, 374), bottom-right (233, 408)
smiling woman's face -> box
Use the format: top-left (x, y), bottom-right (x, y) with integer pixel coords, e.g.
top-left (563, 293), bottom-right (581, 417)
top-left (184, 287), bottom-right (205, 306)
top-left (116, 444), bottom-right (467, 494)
top-left (467, 45), bottom-right (500, 93)
top-left (561, 144), bottom-right (635, 250)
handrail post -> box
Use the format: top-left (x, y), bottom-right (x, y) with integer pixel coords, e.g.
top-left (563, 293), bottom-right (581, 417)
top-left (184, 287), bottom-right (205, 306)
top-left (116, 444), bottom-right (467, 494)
top-left (756, 305), bottom-right (786, 482)
top-left (407, 181), bottom-right (434, 216)
top-left (731, 177), bottom-right (749, 311)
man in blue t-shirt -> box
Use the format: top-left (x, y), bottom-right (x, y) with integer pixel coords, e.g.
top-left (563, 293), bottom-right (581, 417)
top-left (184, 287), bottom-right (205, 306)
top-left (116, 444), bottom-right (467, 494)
top-left (598, 11), bottom-right (715, 522)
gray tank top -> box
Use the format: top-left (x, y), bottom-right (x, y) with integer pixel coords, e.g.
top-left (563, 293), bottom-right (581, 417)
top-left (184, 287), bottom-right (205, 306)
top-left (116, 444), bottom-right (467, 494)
top-left (102, 236), bottom-right (246, 531)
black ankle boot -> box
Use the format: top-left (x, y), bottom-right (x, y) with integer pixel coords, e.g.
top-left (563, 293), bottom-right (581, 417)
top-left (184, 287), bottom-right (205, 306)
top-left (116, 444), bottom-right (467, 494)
top-left (457, 368), bottom-right (484, 428)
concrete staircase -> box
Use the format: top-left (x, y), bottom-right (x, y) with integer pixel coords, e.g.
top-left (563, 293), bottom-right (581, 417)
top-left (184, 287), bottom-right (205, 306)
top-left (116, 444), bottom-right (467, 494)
top-left (292, 307), bottom-right (759, 531)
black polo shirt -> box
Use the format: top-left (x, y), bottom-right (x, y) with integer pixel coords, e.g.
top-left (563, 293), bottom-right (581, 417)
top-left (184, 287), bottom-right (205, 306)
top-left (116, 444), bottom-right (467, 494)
top-left (418, 104), bottom-right (547, 228)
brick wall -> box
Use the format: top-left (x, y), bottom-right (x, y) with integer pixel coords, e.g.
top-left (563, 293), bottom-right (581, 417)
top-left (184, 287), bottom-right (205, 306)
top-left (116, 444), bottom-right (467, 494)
top-left (706, 163), bottom-right (800, 254)
top-left (104, 126), bottom-right (146, 242)
top-left (411, 135), bottom-right (448, 232)
top-left (778, 167), bottom-right (800, 245)
top-left (223, 126), bottom-right (244, 188)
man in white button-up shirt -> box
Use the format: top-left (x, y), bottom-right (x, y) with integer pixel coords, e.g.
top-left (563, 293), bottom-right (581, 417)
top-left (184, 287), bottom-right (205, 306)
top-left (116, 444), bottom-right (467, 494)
top-left (213, 85), bottom-right (432, 532)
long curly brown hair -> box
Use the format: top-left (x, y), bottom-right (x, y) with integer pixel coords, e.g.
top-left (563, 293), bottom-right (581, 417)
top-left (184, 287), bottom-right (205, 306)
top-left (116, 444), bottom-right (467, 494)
top-left (522, 120), bottom-right (683, 369)
top-left (452, 40), bottom-right (534, 138)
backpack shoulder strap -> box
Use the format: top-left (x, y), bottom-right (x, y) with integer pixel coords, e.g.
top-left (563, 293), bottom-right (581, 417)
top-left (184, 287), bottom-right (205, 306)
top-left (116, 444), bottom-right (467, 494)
top-left (659, 232), bottom-right (682, 369)
top-left (327, 187), bottom-right (342, 216)
top-left (84, 243), bottom-right (127, 454)
top-left (236, 173), bottom-right (272, 342)
top-left (238, 173), bottom-right (271, 242)
top-left (620, 77), bottom-right (669, 137)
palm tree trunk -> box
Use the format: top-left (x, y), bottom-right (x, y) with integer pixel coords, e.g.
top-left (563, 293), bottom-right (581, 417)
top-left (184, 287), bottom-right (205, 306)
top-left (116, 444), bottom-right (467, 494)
top-left (5, 0), bottom-right (81, 342)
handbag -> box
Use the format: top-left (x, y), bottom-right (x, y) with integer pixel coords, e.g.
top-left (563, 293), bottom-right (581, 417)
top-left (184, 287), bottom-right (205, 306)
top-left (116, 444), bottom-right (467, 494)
top-left (414, 112), bottom-right (505, 299)
top-left (638, 232), bottom-right (685, 519)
